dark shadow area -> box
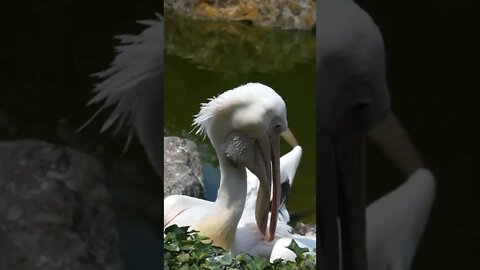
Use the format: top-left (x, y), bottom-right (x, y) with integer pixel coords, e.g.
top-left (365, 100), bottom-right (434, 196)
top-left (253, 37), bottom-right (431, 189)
top-left (1, 1), bottom-right (164, 269)
top-left (358, 0), bottom-right (480, 268)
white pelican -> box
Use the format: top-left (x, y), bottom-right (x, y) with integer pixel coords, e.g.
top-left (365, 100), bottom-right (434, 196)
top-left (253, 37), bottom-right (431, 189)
top-left (164, 82), bottom-right (289, 250)
top-left (317, 1), bottom-right (435, 269)
top-left (317, 0), bottom-right (390, 267)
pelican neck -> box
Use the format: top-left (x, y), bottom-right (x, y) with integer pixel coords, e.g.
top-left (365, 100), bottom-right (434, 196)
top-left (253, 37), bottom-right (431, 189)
top-left (213, 153), bottom-right (248, 219)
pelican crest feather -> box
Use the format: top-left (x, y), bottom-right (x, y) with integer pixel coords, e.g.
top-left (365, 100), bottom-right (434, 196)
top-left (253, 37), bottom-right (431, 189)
top-left (193, 83), bottom-right (287, 138)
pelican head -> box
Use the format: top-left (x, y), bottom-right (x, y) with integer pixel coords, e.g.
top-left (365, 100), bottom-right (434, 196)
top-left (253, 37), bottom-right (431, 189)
top-left (194, 82), bottom-right (287, 242)
top-left (316, 1), bottom-right (391, 268)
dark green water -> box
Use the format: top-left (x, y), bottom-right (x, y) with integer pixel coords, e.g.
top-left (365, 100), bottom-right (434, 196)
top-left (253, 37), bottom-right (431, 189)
top-left (164, 12), bottom-right (317, 223)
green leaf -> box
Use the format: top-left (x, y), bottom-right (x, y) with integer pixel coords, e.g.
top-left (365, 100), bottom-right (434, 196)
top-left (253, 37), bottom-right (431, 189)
top-left (217, 253), bottom-right (233, 265)
top-left (164, 225), bottom-right (316, 269)
top-left (164, 242), bottom-right (180, 252)
top-left (176, 251), bottom-right (190, 263)
top-left (286, 239), bottom-right (309, 259)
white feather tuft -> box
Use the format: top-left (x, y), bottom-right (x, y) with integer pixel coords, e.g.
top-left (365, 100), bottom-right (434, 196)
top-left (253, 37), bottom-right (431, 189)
top-left (192, 82), bottom-right (284, 135)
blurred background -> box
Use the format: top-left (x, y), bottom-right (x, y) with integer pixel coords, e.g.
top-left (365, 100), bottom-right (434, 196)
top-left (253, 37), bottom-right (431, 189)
top-left (356, 0), bottom-right (480, 268)
top-left (1, 1), bottom-right (164, 269)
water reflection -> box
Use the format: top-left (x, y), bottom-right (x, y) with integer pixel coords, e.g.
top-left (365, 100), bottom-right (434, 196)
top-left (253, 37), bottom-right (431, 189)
top-left (165, 12), bottom-right (315, 74)
top-left (164, 11), bottom-right (316, 223)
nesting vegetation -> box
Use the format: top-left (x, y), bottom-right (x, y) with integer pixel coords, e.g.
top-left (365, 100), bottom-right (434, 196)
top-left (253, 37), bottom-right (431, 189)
top-left (164, 225), bottom-right (316, 269)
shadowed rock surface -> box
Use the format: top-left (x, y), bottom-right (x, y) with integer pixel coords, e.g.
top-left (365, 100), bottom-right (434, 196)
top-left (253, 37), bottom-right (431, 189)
top-left (0, 140), bottom-right (122, 270)
top-left (165, 0), bottom-right (315, 30)
top-left (164, 137), bottom-right (205, 199)
top-left (293, 222), bottom-right (316, 237)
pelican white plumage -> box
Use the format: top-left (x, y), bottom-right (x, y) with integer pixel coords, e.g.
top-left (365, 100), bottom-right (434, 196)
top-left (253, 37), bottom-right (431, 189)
top-left (366, 168), bottom-right (435, 270)
top-left (364, 114), bottom-right (436, 270)
top-left (81, 14), bottom-right (164, 177)
top-left (165, 140), bottom-right (315, 259)
top-left (164, 82), bottom-right (289, 250)
top-left (236, 144), bottom-right (316, 261)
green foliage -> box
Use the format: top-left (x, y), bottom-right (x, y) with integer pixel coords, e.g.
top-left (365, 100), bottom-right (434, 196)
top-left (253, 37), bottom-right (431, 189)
top-left (164, 225), bottom-right (316, 270)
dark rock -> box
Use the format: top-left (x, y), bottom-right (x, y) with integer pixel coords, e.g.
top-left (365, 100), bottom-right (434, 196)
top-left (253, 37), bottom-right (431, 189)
top-left (164, 137), bottom-right (205, 199)
top-left (292, 222), bottom-right (316, 237)
top-left (0, 140), bottom-right (122, 270)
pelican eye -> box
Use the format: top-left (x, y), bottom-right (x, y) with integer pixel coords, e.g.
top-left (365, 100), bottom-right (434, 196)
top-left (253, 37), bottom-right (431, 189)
top-left (351, 99), bottom-right (372, 112)
top-left (353, 103), bottom-right (369, 111)
top-left (271, 122), bottom-right (286, 135)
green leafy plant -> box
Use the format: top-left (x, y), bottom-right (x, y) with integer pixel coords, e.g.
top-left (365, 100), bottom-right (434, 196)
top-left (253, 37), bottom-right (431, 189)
top-left (164, 225), bottom-right (316, 270)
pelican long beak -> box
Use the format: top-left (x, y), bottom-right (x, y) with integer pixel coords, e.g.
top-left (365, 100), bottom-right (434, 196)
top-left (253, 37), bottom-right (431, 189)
top-left (317, 131), bottom-right (366, 269)
top-left (369, 113), bottom-right (423, 176)
top-left (222, 129), bottom-right (283, 241)
top-left (281, 128), bottom-right (298, 147)
top-left (318, 114), bottom-right (422, 268)
top-left (251, 134), bottom-right (281, 242)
